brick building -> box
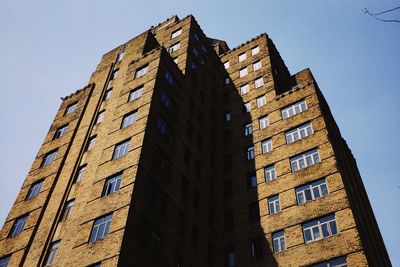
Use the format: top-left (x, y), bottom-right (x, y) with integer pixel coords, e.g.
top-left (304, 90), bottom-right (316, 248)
top-left (0, 15), bottom-right (391, 267)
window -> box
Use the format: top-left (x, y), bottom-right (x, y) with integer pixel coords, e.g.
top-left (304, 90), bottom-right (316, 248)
top-left (103, 173), bottom-right (122, 196)
top-left (247, 172), bottom-right (257, 188)
top-left (0, 255), bottom-right (11, 267)
top-left (128, 86), bottom-right (144, 102)
top-left (168, 42), bottom-right (181, 53)
top-left (87, 136), bottom-right (96, 151)
top-left (61, 199), bottom-right (75, 221)
top-left (135, 65), bottom-right (149, 79)
top-left (240, 84), bottom-right (249, 95)
top-left (225, 248), bottom-right (235, 267)
top-left (285, 122), bottom-right (313, 144)
top-left (87, 262), bottom-right (101, 267)
top-left (224, 112), bottom-right (231, 122)
top-left (251, 237), bottom-right (264, 260)
top-left (238, 53), bottom-right (246, 62)
top-left (256, 96), bottom-right (266, 107)
top-left (244, 102), bottom-right (251, 113)
top-left (191, 62), bottom-right (197, 70)
top-left (244, 123), bottom-right (253, 136)
top-left (193, 190), bottom-right (199, 209)
top-left (223, 181), bottom-right (233, 199)
top-left (116, 51), bottom-right (125, 62)
top-left (261, 139), bottom-right (272, 154)
top-left (224, 61), bottom-right (230, 69)
top-left (193, 47), bottom-right (199, 57)
top-left (64, 102), bottom-right (77, 115)
top-left (176, 211), bottom-right (185, 235)
top-left (247, 146), bottom-right (255, 160)
top-left (302, 214), bottom-right (338, 243)
top-left (296, 178), bottom-right (329, 205)
top-left (41, 150), bottom-right (57, 168)
top-left (9, 214), bottom-right (28, 237)
top-left (268, 195), bottom-right (280, 214)
top-left (165, 70), bottom-right (174, 85)
top-left (44, 240), bottom-right (60, 266)
top-left (272, 231), bottom-right (286, 253)
top-left (75, 165), bottom-right (87, 182)
top-left (194, 33), bottom-right (199, 41)
top-left (171, 28), bottom-right (182, 38)
top-left (253, 61), bottom-right (262, 71)
top-left (54, 125), bottom-right (68, 139)
top-left (310, 256), bottom-right (348, 267)
top-left (144, 181), bottom-right (168, 214)
top-left (181, 176), bottom-right (188, 197)
top-left (239, 67), bottom-right (248, 78)
top-left (259, 116), bottom-right (269, 129)
top-left (112, 139), bottom-right (130, 160)
top-left (89, 214), bottom-right (113, 242)
top-left (121, 110), bottom-right (137, 129)
top-left (110, 69), bottom-right (119, 80)
top-left (254, 77), bottom-right (264, 88)
top-left (281, 100), bottom-right (307, 119)
top-left (248, 202), bottom-right (260, 222)
top-left (290, 148), bottom-right (320, 172)
top-left (96, 110), bottom-right (105, 124)
top-left (224, 77), bottom-right (230, 85)
top-left (156, 117), bottom-right (168, 135)
top-left (26, 180), bottom-right (43, 200)
top-left (251, 46), bottom-right (260, 56)
top-left (161, 91), bottom-right (171, 108)
top-left (103, 88), bottom-right (112, 101)
top-left (264, 165), bottom-right (276, 182)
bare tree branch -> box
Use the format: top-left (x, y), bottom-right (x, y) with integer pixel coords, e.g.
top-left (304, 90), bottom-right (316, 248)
top-left (364, 7), bottom-right (400, 23)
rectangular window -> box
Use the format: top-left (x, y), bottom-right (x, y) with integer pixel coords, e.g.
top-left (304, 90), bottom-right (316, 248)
top-left (116, 51), bottom-right (125, 62)
top-left (247, 172), bottom-right (257, 188)
top-left (296, 178), bottom-right (329, 205)
top-left (168, 42), bottom-right (181, 53)
top-left (75, 165), bottom-right (87, 182)
top-left (96, 110), bottom-right (105, 124)
top-left (165, 70), bottom-right (174, 85)
top-left (112, 139), bottom-right (131, 160)
top-left (240, 84), bottom-right (249, 95)
top-left (259, 116), bottom-right (269, 129)
top-left (244, 123), bottom-right (253, 136)
top-left (225, 77), bottom-right (230, 85)
top-left (261, 139), bottom-right (272, 154)
top-left (290, 148), bottom-right (320, 172)
top-left (54, 125), bottom-right (68, 139)
top-left (110, 69), bottom-right (119, 80)
top-left (281, 100), bottom-right (307, 119)
top-left (103, 173), bottom-right (122, 196)
top-left (251, 46), bottom-right (260, 56)
top-left (87, 136), bottom-right (96, 151)
top-left (156, 117), bottom-right (168, 135)
top-left (272, 231), bottom-right (286, 253)
top-left (171, 28), bottom-right (182, 38)
top-left (224, 112), bottom-right (231, 122)
top-left (44, 240), bottom-right (60, 266)
top-left (135, 65), bottom-right (149, 79)
top-left (224, 61), bottom-right (230, 69)
top-left (225, 248), bottom-right (235, 267)
top-left (121, 110), bottom-right (137, 129)
top-left (128, 86), bottom-right (144, 102)
top-left (264, 165), bottom-right (276, 182)
top-left (223, 181), bottom-right (233, 199)
top-left (254, 77), bottom-right (264, 88)
top-left (41, 150), bottom-right (57, 168)
top-left (257, 96), bottom-right (266, 107)
top-left (191, 62), bottom-right (197, 70)
top-left (89, 214), bottom-right (113, 242)
top-left (0, 255), bottom-right (11, 267)
top-left (248, 202), bottom-right (260, 222)
top-left (193, 47), bottom-right (199, 57)
top-left (64, 102), bottom-right (78, 115)
top-left (61, 199), bottom-right (75, 221)
top-left (26, 180), bottom-right (43, 200)
top-left (268, 195), bottom-right (280, 214)
top-left (239, 67), bottom-right (248, 78)
top-left (247, 146), bottom-right (255, 160)
top-left (244, 102), bottom-right (251, 113)
top-left (161, 91), bottom-right (171, 108)
top-left (238, 53), bottom-right (247, 62)
top-left (251, 237), bottom-right (264, 260)
top-left (103, 88), bottom-right (112, 101)
top-left (9, 214), bottom-right (28, 237)
top-left (302, 214), bottom-right (338, 243)
top-left (285, 122), bottom-right (313, 144)
top-left (310, 256), bottom-right (348, 267)
top-left (253, 61), bottom-right (262, 71)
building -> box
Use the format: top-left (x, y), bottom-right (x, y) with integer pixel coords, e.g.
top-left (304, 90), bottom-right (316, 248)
top-left (0, 15), bottom-right (391, 267)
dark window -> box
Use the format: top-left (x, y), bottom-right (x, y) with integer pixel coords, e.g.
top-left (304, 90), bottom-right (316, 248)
top-left (181, 176), bottom-right (188, 197)
top-left (190, 224), bottom-right (198, 249)
top-left (310, 256), bottom-right (348, 267)
top-left (0, 255), bottom-right (11, 267)
top-left (26, 180), bottom-right (43, 200)
top-left (54, 125), bottom-right (68, 139)
top-left (144, 181), bottom-right (168, 214)
top-left (9, 214), bottom-right (28, 237)
top-left (176, 211), bottom-right (185, 236)
top-left (44, 240), bottom-right (61, 266)
top-left (224, 211), bottom-right (234, 231)
top-left (248, 202), bottom-right (260, 222)
top-left (193, 190), bottom-right (199, 210)
top-left (110, 69), bottom-right (119, 80)
top-left (224, 180), bottom-right (233, 198)
top-left (247, 172), bottom-right (257, 189)
top-left (251, 237), bottom-right (264, 260)
top-left (41, 150), bottom-right (57, 168)
top-left (103, 88), bottom-right (112, 101)
top-left (223, 154), bottom-right (232, 170)
top-left (61, 199), bottom-right (75, 221)
top-left (224, 247), bottom-right (235, 267)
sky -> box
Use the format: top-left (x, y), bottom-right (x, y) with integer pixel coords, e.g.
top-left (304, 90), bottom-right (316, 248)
top-left (0, 0), bottom-right (399, 265)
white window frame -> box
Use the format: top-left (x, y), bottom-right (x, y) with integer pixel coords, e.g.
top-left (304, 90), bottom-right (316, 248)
top-left (264, 165), bottom-right (276, 182)
top-left (240, 84), bottom-right (249, 95)
top-left (253, 61), bottom-right (262, 71)
top-left (286, 122), bottom-right (313, 144)
top-left (168, 42), bottom-right (181, 53)
top-left (302, 214), bottom-right (338, 243)
top-left (89, 214), bottom-right (113, 242)
top-left (296, 179), bottom-right (329, 205)
top-left (135, 65), bottom-right (149, 79)
top-left (244, 102), bottom-right (251, 113)
top-left (272, 231), bottom-right (286, 253)
top-left (42, 151), bottom-right (57, 167)
top-left (281, 100), bottom-right (307, 119)
top-left (224, 61), bottom-right (230, 69)
top-left (121, 111), bottom-right (137, 129)
top-left (87, 136), bottom-right (96, 151)
top-left (128, 86), bottom-right (144, 102)
top-left (44, 240), bottom-right (60, 266)
top-left (251, 46), bottom-right (260, 56)
top-left (76, 165), bottom-right (87, 182)
top-left (261, 139), bottom-right (272, 154)
top-left (238, 53), bottom-right (247, 62)
top-left (259, 116), bottom-right (269, 129)
top-left (61, 199), bottom-right (75, 221)
top-left (64, 102), bottom-right (77, 115)
top-left (239, 67), bottom-right (248, 78)
top-left (256, 96), bottom-right (266, 108)
top-left (112, 140), bottom-right (131, 160)
top-left (171, 28), bottom-right (182, 39)
top-left (290, 148), bottom-right (320, 172)
top-left (103, 173), bottom-right (122, 196)
top-left (96, 110), bottom-right (105, 124)
top-left (268, 195), bottom-right (280, 214)
top-left (244, 123), bottom-right (253, 136)
top-left (26, 180), bottom-right (43, 200)
top-left (254, 77), bottom-right (264, 88)
top-left (247, 146), bottom-right (255, 160)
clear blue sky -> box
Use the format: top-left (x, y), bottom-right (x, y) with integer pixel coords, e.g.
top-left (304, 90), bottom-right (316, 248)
top-left (0, 0), bottom-right (399, 264)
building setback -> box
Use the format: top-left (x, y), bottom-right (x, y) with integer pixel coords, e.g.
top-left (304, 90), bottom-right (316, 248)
top-left (0, 15), bottom-right (391, 267)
